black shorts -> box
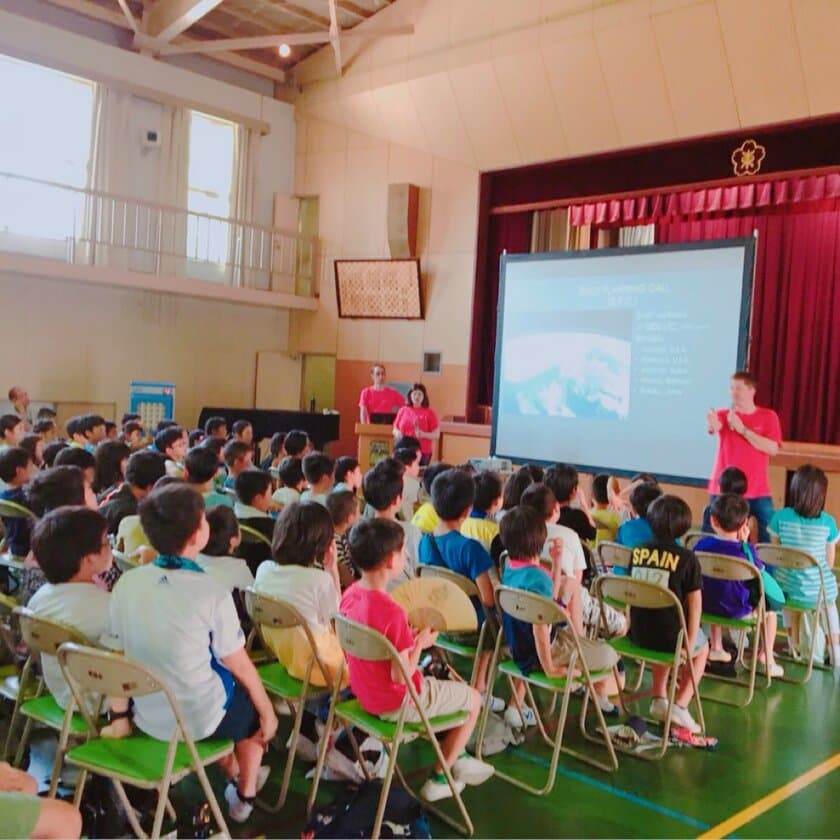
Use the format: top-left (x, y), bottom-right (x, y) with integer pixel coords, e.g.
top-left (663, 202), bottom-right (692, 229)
top-left (210, 682), bottom-right (259, 742)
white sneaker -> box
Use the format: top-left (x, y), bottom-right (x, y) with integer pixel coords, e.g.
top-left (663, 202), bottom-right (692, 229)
top-left (708, 649), bottom-right (732, 663)
top-left (648, 697), bottom-right (668, 722)
top-left (452, 755), bottom-right (494, 786)
top-left (420, 775), bottom-right (465, 802)
top-left (224, 783), bottom-right (254, 824)
top-left (504, 704), bottom-right (537, 729)
top-left (669, 704), bottom-right (701, 735)
top-left (483, 694), bottom-right (506, 713)
top-left (757, 661), bottom-right (784, 678)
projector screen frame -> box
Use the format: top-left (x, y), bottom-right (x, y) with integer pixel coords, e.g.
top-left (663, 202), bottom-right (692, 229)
top-left (489, 236), bottom-right (756, 486)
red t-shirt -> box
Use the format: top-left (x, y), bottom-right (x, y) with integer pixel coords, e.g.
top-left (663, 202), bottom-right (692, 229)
top-left (393, 406), bottom-right (440, 455)
top-left (708, 406), bottom-right (782, 498)
top-left (359, 386), bottom-right (405, 418)
top-left (339, 583), bottom-right (421, 715)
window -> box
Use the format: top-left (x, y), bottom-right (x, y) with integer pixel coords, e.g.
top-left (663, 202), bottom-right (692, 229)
top-left (187, 110), bottom-right (235, 263)
top-left (0, 56), bottom-right (95, 239)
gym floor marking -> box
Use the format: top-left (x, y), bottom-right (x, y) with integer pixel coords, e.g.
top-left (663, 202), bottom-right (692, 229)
top-left (697, 751), bottom-right (840, 839)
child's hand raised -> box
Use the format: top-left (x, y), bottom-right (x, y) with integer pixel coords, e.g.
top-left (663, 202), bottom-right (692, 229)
top-left (547, 537), bottom-right (564, 565)
top-left (416, 626), bottom-right (438, 649)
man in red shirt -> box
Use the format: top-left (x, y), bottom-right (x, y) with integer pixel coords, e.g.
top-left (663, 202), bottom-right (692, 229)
top-left (358, 364), bottom-right (405, 424)
top-left (706, 371), bottom-right (782, 541)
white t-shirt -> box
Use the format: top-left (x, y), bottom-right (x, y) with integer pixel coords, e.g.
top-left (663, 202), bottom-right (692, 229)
top-left (541, 522), bottom-right (587, 578)
top-left (106, 563), bottom-right (245, 741)
top-left (254, 562), bottom-right (338, 635)
top-left (400, 475), bottom-right (421, 522)
top-left (300, 490), bottom-right (329, 507)
top-left (389, 520), bottom-right (421, 589)
top-left (196, 553), bottom-right (255, 593)
top-left (271, 487), bottom-right (300, 508)
top-left (27, 582), bottom-right (111, 711)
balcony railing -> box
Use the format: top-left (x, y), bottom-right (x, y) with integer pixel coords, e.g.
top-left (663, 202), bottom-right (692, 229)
top-left (0, 171), bottom-right (321, 297)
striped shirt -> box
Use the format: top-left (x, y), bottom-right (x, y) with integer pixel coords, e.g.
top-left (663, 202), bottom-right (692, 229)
top-left (768, 508), bottom-right (839, 605)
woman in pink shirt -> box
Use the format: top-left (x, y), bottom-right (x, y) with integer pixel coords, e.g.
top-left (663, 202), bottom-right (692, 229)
top-left (392, 383), bottom-right (440, 465)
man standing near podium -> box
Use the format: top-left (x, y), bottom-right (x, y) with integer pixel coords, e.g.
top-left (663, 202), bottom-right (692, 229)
top-left (706, 370), bottom-right (782, 542)
top-left (359, 364), bottom-right (405, 425)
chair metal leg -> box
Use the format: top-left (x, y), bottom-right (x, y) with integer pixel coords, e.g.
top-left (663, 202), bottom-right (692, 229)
top-left (193, 760), bottom-right (231, 839)
top-left (371, 737), bottom-right (402, 840)
top-left (12, 715), bottom-right (35, 768)
top-left (258, 696), bottom-right (303, 813)
top-left (111, 779), bottom-right (149, 839)
top-left (307, 683), bottom-right (340, 818)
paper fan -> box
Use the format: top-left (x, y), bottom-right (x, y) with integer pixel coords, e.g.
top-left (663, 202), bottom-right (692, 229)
top-left (390, 578), bottom-right (478, 633)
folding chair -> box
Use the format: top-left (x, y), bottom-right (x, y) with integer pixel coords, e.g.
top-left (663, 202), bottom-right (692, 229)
top-left (477, 586), bottom-right (617, 793)
top-left (244, 588), bottom-right (333, 812)
top-left (683, 530), bottom-right (706, 550)
top-left (6, 608), bottom-right (95, 795)
top-left (695, 551), bottom-right (769, 707)
top-left (1, 597), bottom-right (40, 761)
top-left (593, 575), bottom-right (705, 761)
top-left (57, 642), bottom-right (233, 839)
top-left (239, 523), bottom-right (273, 549)
top-left (416, 564), bottom-right (494, 687)
top-left (113, 549), bottom-right (140, 573)
top-left (754, 543), bottom-right (832, 683)
top-left (0, 498), bottom-right (36, 580)
top-left (309, 615), bottom-right (474, 839)
top-left (596, 542), bottom-right (631, 577)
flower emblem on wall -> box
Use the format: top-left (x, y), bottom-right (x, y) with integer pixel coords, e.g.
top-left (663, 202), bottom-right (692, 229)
top-left (731, 139), bottom-right (766, 177)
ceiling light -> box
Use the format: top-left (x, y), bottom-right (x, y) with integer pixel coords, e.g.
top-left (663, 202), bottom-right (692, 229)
top-left (278, 43), bottom-right (291, 57)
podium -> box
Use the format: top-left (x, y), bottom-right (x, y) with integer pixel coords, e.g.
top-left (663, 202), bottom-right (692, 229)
top-left (355, 423), bottom-right (394, 472)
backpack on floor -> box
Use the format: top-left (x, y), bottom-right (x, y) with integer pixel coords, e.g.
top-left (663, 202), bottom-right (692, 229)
top-left (302, 780), bottom-right (431, 839)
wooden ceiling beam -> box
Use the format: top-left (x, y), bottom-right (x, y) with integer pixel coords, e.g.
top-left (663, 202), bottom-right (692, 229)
top-left (336, 1), bottom-right (373, 21)
top-left (327, 0), bottom-right (341, 77)
top-left (145, 0), bottom-right (225, 42)
top-left (155, 29), bottom-right (332, 54)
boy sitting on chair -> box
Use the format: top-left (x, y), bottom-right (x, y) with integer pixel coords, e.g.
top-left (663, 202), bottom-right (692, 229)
top-left (341, 518), bottom-right (494, 802)
top-left (104, 484), bottom-right (278, 824)
top-left (234, 469), bottom-right (275, 575)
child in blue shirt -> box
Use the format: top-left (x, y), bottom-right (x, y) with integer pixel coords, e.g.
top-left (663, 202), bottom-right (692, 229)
top-left (616, 483), bottom-right (662, 550)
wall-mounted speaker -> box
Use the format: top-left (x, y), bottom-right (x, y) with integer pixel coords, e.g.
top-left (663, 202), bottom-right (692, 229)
top-left (387, 183), bottom-right (419, 258)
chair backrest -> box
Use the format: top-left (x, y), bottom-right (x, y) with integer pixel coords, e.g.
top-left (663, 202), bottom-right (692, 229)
top-left (112, 550), bottom-right (139, 573)
top-left (57, 642), bottom-right (167, 699)
top-left (683, 530), bottom-right (706, 551)
top-left (239, 523), bottom-right (273, 548)
top-left (593, 574), bottom-right (681, 611)
top-left (597, 541), bottom-right (631, 570)
top-left (418, 563), bottom-right (479, 599)
top-left (754, 543), bottom-right (818, 570)
top-left (695, 551), bottom-right (760, 584)
top-left (14, 607), bottom-right (89, 656)
top-left (334, 614), bottom-right (396, 664)
top-left (0, 499), bottom-right (36, 520)
top-left (497, 585), bottom-right (566, 627)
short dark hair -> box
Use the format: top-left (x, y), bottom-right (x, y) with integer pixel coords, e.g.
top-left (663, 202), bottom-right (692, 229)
top-left (65, 416), bottom-right (81, 438)
top-left (93, 441), bottom-right (130, 494)
top-left (502, 468), bottom-right (536, 510)
top-left (36, 407), bottom-right (57, 420)
top-left (42, 441), bottom-right (68, 468)
top-left (348, 518), bottom-right (404, 572)
top-left (188, 429), bottom-right (205, 448)
top-left (334, 456), bottom-right (359, 485)
top-left (523, 464), bottom-right (545, 483)
top-left (629, 484), bottom-right (662, 519)
top-left (500, 506), bottom-right (546, 560)
top-left (31, 507), bottom-right (108, 584)
top-left (544, 464), bottom-right (578, 504)
top-left (473, 471), bottom-right (503, 514)
top-left (393, 447), bottom-right (420, 469)
top-left (235, 468), bottom-right (272, 505)
top-left (232, 420), bottom-right (252, 436)
top-left (719, 466), bottom-right (748, 496)
top-left (154, 420), bottom-right (178, 435)
top-left (203, 506), bottom-right (240, 556)
top-left (33, 419), bottom-right (56, 436)
top-left (204, 416), bottom-right (227, 436)
top-left (54, 446), bottom-right (96, 472)
top-left (154, 426), bottom-right (184, 455)
top-left (592, 474), bottom-right (610, 505)
top-left (121, 412), bottom-right (141, 426)
top-left (710, 494), bottom-right (750, 533)
top-left (27, 466), bottom-right (86, 516)
top-left (431, 468), bottom-right (475, 521)
top-left (277, 456), bottom-right (304, 489)
top-left (0, 414), bottom-right (23, 437)
top-left (631, 472), bottom-right (660, 487)
top-left (284, 429), bottom-right (310, 457)
top-left (139, 484), bottom-right (205, 555)
top-left (646, 495), bottom-right (692, 541)
top-left (302, 452), bottom-right (334, 485)
top-left (0, 447), bottom-right (32, 482)
top-left (422, 461), bottom-right (452, 495)
top-left (80, 414), bottom-right (106, 436)
top-left (184, 446), bottom-right (221, 485)
top-left (202, 437), bottom-right (226, 458)
top-left (223, 440), bottom-right (252, 468)
top-left (105, 422), bottom-right (117, 435)
top-left (272, 502), bottom-right (334, 567)
top-left (406, 383), bottom-right (430, 407)
top-left (125, 450), bottom-right (167, 491)
top-left (269, 432), bottom-right (285, 458)
top-left (20, 434), bottom-right (43, 466)
top-left (519, 483), bottom-right (557, 520)
top-left (326, 490), bottom-right (359, 526)
top-left (362, 458), bottom-right (404, 512)
top-left (123, 420), bottom-right (144, 438)
top-left (393, 436), bottom-right (421, 454)
top-left (789, 464), bottom-right (828, 520)
top-left (732, 370), bottom-right (757, 389)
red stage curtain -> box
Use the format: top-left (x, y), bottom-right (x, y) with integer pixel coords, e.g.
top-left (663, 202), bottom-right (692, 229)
top-left (657, 203), bottom-right (840, 444)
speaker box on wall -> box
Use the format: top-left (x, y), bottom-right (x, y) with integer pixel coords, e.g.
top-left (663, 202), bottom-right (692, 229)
top-left (387, 183), bottom-right (419, 258)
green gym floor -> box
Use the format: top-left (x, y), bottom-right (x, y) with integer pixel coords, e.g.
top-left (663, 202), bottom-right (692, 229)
top-left (6, 661), bottom-right (840, 838)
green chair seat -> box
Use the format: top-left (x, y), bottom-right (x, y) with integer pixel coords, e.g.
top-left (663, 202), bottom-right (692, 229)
top-left (498, 658), bottom-right (611, 690)
top-left (608, 635), bottom-right (676, 666)
top-left (257, 661), bottom-right (323, 699)
top-left (603, 597), bottom-right (625, 610)
top-left (436, 636), bottom-right (477, 658)
top-left (784, 599), bottom-right (820, 613)
top-left (335, 698), bottom-right (468, 741)
top-left (701, 611), bottom-right (757, 629)
top-left (66, 735), bottom-right (233, 785)
top-left (21, 695), bottom-right (89, 735)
